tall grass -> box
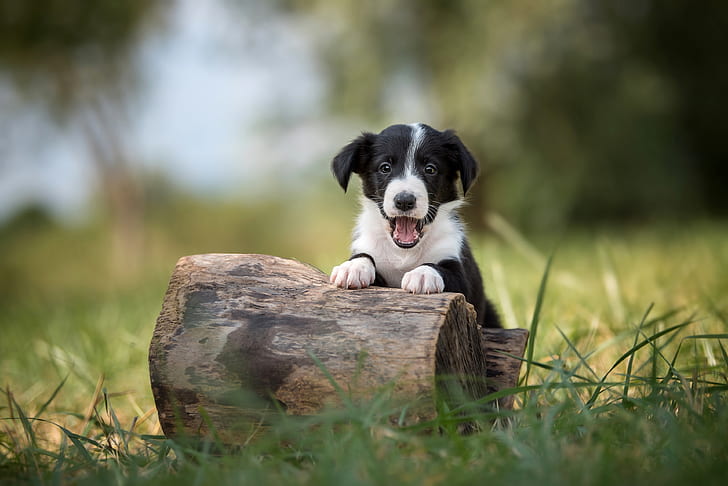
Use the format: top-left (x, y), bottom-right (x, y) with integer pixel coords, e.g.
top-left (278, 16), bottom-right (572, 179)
top-left (3, 300), bottom-right (726, 485)
top-left (1, 215), bottom-right (727, 484)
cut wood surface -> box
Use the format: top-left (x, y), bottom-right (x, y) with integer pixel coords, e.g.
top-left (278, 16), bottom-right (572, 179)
top-left (149, 254), bottom-right (528, 442)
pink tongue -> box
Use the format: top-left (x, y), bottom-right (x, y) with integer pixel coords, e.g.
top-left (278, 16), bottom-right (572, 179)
top-left (394, 217), bottom-right (418, 243)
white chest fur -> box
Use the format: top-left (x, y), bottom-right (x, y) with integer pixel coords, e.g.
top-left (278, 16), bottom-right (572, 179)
top-left (351, 198), bottom-right (464, 287)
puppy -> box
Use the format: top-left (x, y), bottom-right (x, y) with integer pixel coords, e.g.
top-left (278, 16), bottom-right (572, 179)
top-left (329, 123), bottom-right (501, 328)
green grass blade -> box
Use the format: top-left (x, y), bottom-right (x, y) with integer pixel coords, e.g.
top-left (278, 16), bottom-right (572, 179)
top-left (623, 304), bottom-right (654, 402)
top-left (9, 394), bottom-right (37, 449)
top-left (447, 380), bottom-right (624, 415)
top-left (555, 326), bottom-right (600, 381)
top-left (104, 389), bottom-right (128, 455)
top-left (59, 426), bottom-right (95, 463)
top-left (36, 375), bottom-right (68, 418)
top-left (719, 340), bottom-right (728, 368)
top-left (664, 328), bottom-right (720, 376)
top-left (587, 317), bottom-right (696, 407)
top-left (522, 255), bottom-right (553, 393)
top-left (52, 434), bottom-right (67, 484)
top-left (197, 406), bottom-right (226, 453)
top-left (306, 350), bottom-right (353, 408)
top-left (492, 349), bottom-right (596, 384)
top-left (632, 323), bottom-right (686, 383)
top-left (682, 333), bottom-right (728, 340)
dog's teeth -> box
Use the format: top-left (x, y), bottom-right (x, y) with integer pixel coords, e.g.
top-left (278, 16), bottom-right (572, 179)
top-left (392, 217), bottom-right (422, 247)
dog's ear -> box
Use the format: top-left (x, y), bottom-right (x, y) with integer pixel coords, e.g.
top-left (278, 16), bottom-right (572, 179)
top-left (443, 130), bottom-right (479, 194)
top-left (331, 132), bottom-right (375, 192)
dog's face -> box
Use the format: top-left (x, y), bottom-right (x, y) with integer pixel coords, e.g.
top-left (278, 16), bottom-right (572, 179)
top-left (332, 123), bottom-right (478, 249)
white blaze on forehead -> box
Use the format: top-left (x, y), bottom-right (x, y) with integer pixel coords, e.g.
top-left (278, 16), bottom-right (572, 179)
top-left (383, 123), bottom-right (429, 219)
top-left (405, 123), bottom-right (426, 176)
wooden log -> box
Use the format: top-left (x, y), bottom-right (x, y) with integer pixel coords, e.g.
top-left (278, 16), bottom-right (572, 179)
top-left (149, 254), bottom-right (528, 442)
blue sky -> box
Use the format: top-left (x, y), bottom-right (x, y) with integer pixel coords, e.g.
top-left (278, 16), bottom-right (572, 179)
top-left (0, 1), bottom-right (333, 222)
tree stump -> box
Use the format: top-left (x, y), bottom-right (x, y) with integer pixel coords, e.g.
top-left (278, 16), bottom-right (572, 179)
top-left (149, 254), bottom-right (528, 443)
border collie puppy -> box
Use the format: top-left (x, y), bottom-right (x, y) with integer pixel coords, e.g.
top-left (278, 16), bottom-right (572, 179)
top-left (329, 123), bottom-right (501, 328)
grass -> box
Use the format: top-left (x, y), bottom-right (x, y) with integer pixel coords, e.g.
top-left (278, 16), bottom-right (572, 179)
top-left (1, 207), bottom-right (727, 485)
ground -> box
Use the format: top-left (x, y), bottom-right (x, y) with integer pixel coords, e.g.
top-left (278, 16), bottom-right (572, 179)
top-left (1, 215), bottom-right (726, 485)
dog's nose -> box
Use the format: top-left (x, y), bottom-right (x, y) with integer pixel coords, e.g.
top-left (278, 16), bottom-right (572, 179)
top-left (394, 192), bottom-right (416, 212)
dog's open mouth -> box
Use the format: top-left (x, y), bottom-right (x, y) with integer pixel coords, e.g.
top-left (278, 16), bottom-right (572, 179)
top-left (389, 216), bottom-right (425, 248)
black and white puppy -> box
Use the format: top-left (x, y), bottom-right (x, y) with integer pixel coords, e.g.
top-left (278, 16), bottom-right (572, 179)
top-left (329, 123), bottom-right (501, 328)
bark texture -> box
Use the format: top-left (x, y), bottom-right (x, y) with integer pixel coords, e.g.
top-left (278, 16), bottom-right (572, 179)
top-left (149, 254), bottom-right (527, 442)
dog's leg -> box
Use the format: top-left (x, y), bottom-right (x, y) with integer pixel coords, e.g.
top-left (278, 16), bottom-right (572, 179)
top-left (407, 259), bottom-right (501, 328)
top-left (401, 259), bottom-right (471, 296)
top-left (330, 255), bottom-right (376, 289)
top-left (401, 265), bottom-right (445, 294)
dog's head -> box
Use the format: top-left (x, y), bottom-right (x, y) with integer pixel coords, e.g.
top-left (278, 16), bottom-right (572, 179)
top-left (332, 123), bottom-right (478, 249)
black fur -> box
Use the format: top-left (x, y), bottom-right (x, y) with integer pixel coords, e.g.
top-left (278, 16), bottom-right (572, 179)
top-left (421, 243), bottom-right (500, 329)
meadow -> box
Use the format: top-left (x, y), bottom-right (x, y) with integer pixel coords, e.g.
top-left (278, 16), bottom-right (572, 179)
top-left (1, 197), bottom-right (727, 485)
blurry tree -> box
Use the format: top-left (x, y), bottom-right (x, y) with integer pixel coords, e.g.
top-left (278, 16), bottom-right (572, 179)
top-left (274, 0), bottom-right (728, 229)
top-left (601, 1), bottom-right (728, 217)
top-left (0, 0), bottom-right (166, 273)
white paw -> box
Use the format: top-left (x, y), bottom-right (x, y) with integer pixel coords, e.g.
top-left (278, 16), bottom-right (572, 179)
top-left (401, 266), bottom-right (444, 294)
top-left (330, 257), bottom-right (376, 289)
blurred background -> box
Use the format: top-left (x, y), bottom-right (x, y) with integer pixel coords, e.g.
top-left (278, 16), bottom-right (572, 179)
top-left (1, 0), bottom-right (727, 421)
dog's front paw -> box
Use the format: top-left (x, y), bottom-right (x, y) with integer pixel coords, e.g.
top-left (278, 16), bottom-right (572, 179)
top-left (330, 257), bottom-right (376, 289)
top-left (401, 266), bottom-right (445, 294)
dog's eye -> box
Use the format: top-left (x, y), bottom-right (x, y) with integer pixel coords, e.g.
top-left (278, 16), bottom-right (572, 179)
top-left (379, 162), bottom-right (392, 174)
top-left (424, 164), bottom-right (438, 175)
